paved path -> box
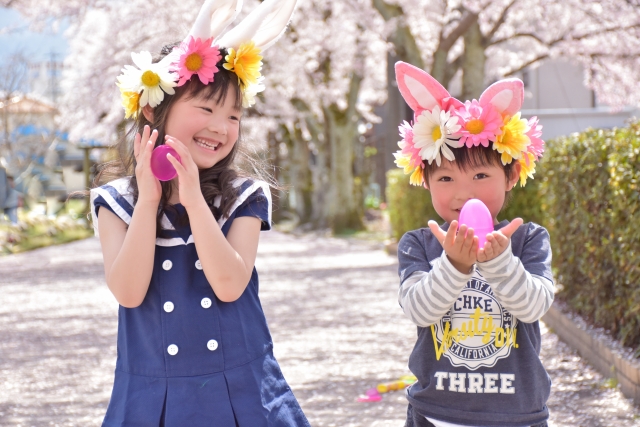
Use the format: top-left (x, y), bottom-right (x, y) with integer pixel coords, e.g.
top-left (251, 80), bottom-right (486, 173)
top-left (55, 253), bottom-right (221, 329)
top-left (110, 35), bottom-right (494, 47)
top-left (0, 231), bottom-right (638, 426)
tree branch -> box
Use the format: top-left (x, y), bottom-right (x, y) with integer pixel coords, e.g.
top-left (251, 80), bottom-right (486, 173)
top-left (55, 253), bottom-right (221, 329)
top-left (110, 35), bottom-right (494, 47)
top-left (483, 0), bottom-right (519, 47)
top-left (502, 54), bottom-right (550, 77)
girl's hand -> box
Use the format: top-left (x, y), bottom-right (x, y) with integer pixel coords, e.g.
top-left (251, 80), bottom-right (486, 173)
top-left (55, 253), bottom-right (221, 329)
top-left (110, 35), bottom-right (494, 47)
top-left (428, 220), bottom-right (478, 274)
top-left (165, 135), bottom-right (204, 209)
top-left (477, 218), bottom-right (523, 263)
top-left (134, 125), bottom-right (161, 204)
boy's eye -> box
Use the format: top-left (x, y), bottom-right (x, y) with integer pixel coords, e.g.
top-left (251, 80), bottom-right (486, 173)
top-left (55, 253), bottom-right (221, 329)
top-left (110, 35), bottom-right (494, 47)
top-left (230, 115), bottom-right (240, 121)
top-left (200, 107), bottom-right (213, 113)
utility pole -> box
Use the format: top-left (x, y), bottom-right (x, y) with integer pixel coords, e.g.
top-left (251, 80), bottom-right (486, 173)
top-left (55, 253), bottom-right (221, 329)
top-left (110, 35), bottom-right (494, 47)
top-left (48, 52), bottom-right (61, 106)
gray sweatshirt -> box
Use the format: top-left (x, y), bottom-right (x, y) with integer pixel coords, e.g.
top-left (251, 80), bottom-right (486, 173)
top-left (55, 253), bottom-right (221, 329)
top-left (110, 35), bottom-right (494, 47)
top-left (398, 221), bottom-right (554, 426)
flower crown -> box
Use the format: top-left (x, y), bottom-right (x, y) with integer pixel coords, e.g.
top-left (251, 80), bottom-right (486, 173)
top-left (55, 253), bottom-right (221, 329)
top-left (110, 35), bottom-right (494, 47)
top-left (116, 0), bottom-right (298, 119)
top-left (393, 62), bottom-right (544, 187)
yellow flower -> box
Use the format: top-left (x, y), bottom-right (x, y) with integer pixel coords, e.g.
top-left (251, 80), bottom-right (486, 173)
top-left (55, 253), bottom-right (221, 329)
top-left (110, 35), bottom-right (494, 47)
top-left (493, 112), bottom-right (530, 165)
top-left (409, 166), bottom-right (424, 186)
top-left (518, 152), bottom-right (536, 187)
top-left (394, 151), bottom-right (424, 186)
top-left (119, 89), bottom-right (140, 119)
top-left (223, 41), bottom-right (263, 87)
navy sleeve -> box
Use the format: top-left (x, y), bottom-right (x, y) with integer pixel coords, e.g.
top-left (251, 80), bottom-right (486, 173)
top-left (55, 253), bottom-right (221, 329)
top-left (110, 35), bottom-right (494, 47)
top-left (520, 223), bottom-right (554, 282)
top-left (234, 185), bottom-right (272, 231)
top-left (397, 230), bottom-right (433, 284)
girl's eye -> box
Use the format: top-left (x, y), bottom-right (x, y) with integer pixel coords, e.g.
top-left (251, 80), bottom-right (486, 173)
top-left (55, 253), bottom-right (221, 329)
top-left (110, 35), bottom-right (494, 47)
top-left (200, 107), bottom-right (213, 113)
top-left (438, 176), bottom-right (452, 182)
top-left (474, 173), bottom-right (489, 179)
top-left (229, 115), bottom-right (240, 121)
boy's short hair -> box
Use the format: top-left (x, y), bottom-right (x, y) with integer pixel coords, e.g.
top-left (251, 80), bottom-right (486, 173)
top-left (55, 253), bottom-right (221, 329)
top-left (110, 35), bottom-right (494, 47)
top-left (422, 144), bottom-right (517, 185)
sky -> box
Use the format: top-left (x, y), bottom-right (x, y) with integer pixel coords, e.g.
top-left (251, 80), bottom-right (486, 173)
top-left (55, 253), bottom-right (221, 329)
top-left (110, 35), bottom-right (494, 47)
top-left (0, 7), bottom-right (68, 64)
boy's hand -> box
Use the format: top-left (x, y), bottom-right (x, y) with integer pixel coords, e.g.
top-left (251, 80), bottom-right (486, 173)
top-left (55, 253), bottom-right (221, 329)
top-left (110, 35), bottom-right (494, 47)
top-left (428, 220), bottom-right (478, 274)
top-left (477, 218), bottom-right (523, 263)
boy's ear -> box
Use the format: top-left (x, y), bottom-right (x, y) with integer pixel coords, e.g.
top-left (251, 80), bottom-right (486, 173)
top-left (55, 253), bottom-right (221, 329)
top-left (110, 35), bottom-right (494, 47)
top-left (509, 161), bottom-right (522, 189)
top-left (141, 105), bottom-right (154, 122)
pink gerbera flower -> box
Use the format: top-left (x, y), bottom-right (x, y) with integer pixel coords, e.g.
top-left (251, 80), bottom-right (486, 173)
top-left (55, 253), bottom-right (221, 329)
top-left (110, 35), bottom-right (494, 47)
top-left (524, 116), bottom-right (545, 164)
top-left (455, 100), bottom-right (503, 148)
top-left (172, 36), bottom-right (222, 86)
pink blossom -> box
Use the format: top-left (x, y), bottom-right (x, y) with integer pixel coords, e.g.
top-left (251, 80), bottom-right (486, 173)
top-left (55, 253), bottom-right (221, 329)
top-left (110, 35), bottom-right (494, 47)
top-left (172, 36), bottom-right (222, 87)
top-left (454, 100), bottom-right (503, 148)
top-left (525, 116), bottom-right (545, 164)
top-left (398, 121), bottom-right (422, 169)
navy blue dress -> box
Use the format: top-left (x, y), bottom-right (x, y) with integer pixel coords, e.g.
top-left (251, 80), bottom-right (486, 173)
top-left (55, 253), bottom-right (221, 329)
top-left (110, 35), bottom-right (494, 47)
top-left (90, 177), bottom-right (310, 427)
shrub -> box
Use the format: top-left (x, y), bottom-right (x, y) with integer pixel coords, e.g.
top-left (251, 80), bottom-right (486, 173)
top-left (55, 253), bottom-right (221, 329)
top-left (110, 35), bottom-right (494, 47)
top-left (542, 123), bottom-right (640, 348)
top-left (385, 169), bottom-right (440, 241)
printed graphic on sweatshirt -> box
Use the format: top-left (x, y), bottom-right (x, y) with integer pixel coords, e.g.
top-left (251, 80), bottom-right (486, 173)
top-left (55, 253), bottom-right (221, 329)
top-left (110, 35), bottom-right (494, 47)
top-left (430, 272), bottom-right (518, 370)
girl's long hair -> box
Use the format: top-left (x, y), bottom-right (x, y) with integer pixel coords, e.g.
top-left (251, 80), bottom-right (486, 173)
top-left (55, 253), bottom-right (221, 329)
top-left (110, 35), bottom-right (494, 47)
top-left (95, 43), bottom-right (265, 237)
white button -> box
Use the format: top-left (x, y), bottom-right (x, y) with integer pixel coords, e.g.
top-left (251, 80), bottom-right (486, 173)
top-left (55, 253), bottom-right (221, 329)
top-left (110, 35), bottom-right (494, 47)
top-left (207, 340), bottom-right (218, 351)
top-left (201, 298), bottom-right (212, 309)
top-left (167, 344), bottom-right (178, 356)
top-left (163, 301), bottom-right (174, 313)
top-left (162, 260), bottom-right (173, 271)
top-left (195, 260), bottom-right (202, 270)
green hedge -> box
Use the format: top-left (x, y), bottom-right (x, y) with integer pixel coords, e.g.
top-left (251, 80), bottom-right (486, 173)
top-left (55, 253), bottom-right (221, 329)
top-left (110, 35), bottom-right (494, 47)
top-left (541, 124), bottom-right (640, 349)
top-left (386, 123), bottom-right (640, 349)
top-left (385, 169), bottom-right (440, 241)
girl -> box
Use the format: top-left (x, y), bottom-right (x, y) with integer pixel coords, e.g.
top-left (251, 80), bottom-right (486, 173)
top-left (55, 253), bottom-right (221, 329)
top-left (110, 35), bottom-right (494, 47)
top-left (392, 62), bottom-right (554, 427)
top-left (90, 0), bottom-right (310, 425)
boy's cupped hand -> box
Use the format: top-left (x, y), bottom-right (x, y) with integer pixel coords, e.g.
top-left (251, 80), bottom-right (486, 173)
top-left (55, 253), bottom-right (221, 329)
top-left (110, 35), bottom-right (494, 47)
top-left (428, 220), bottom-right (478, 274)
top-left (476, 218), bottom-right (523, 263)
top-left (428, 217), bottom-right (523, 274)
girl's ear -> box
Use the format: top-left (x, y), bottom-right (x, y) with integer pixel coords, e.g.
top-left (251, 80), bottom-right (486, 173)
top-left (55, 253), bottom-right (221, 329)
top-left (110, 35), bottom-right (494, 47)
top-left (188, 0), bottom-right (243, 42)
top-left (216, 0), bottom-right (297, 51)
top-left (395, 62), bottom-right (460, 115)
top-left (141, 105), bottom-right (154, 123)
top-left (478, 79), bottom-right (524, 116)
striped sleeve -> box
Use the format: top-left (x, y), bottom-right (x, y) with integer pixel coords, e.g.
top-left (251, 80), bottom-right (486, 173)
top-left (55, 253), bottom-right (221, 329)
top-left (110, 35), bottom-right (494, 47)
top-left (398, 252), bottom-right (473, 327)
top-left (476, 241), bottom-right (555, 323)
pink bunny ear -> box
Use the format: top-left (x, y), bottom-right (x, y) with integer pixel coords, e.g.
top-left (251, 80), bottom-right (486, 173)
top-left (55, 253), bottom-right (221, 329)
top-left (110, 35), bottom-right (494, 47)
top-left (478, 79), bottom-right (524, 116)
top-left (395, 62), bottom-right (452, 113)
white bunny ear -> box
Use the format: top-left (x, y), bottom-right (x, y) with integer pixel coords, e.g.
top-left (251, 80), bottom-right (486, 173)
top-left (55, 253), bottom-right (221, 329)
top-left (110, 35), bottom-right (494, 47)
top-left (187, 0), bottom-right (243, 42)
top-left (216, 0), bottom-right (298, 51)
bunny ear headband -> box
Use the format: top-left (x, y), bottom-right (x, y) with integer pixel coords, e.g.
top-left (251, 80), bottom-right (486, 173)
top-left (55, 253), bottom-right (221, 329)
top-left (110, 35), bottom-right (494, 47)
top-left (116, 0), bottom-right (298, 118)
top-left (393, 62), bottom-right (544, 187)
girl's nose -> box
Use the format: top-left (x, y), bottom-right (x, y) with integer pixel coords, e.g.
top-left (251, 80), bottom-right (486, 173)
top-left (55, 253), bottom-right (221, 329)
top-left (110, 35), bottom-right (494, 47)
top-left (208, 119), bottom-right (226, 135)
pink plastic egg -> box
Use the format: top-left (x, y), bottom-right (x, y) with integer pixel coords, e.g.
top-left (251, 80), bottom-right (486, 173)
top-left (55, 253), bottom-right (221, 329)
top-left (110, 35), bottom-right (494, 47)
top-left (458, 199), bottom-right (494, 249)
top-left (150, 145), bottom-right (181, 181)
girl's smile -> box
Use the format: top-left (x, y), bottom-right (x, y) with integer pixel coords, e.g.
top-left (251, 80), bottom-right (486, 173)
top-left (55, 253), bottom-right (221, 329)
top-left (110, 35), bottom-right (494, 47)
top-left (163, 85), bottom-right (241, 170)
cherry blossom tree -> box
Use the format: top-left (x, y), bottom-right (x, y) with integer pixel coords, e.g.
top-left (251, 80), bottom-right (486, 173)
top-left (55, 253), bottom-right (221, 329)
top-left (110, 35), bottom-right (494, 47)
top-left (374, 0), bottom-right (640, 104)
top-left (6, 0), bottom-right (640, 232)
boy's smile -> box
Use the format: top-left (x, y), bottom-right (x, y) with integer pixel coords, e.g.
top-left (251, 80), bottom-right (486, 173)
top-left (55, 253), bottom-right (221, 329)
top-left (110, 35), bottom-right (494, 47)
top-left (425, 159), bottom-right (520, 225)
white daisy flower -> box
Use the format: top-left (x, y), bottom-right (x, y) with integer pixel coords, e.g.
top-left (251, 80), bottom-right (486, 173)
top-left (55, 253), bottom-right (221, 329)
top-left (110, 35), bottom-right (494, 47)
top-left (117, 51), bottom-right (178, 108)
top-left (412, 106), bottom-right (462, 166)
top-left (242, 76), bottom-right (265, 108)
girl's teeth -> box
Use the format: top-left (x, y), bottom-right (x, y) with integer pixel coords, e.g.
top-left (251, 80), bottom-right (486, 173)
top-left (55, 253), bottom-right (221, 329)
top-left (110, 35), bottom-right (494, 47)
top-left (195, 138), bottom-right (218, 150)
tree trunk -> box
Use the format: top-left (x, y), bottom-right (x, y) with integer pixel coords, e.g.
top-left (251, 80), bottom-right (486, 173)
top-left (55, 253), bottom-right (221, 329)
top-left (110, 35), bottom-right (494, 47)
top-left (461, 20), bottom-right (486, 100)
top-left (371, 0), bottom-right (423, 68)
top-left (324, 72), bottom-right (364, 233)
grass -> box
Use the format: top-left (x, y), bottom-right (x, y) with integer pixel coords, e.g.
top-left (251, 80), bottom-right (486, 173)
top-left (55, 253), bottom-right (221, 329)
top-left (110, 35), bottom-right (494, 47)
top-left (0, 201), bottom-right (94, 255)
top-left (9, 226), bottom-right (94, 254)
